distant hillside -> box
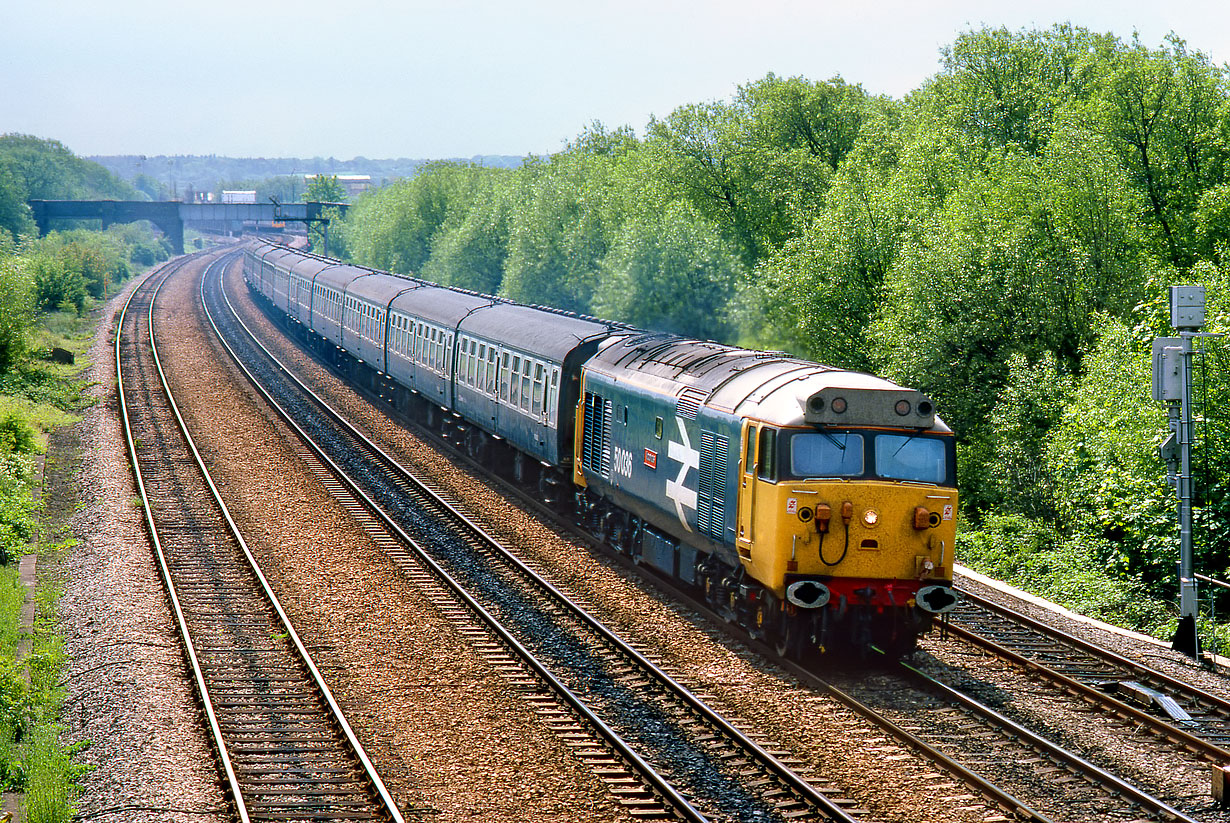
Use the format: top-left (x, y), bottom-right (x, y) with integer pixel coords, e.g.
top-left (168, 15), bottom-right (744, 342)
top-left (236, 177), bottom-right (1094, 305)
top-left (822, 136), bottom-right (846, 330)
top-left (88, 154), bottom-right (526, 197)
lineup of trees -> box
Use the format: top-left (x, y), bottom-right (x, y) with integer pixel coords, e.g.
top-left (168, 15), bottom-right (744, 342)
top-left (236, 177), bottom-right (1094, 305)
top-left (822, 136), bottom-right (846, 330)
top-left (335, 26), bottom-right (1230, 633)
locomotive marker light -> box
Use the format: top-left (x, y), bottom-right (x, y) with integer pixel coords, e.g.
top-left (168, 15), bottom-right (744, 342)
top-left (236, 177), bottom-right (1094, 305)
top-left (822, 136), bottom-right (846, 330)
top-left (1152, 285), bottom-right (1222, 658)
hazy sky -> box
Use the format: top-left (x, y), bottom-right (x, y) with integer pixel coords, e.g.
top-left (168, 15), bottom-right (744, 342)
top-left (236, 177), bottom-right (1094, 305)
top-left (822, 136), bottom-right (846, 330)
top-left (4, 0), bottom-right (1229, 160)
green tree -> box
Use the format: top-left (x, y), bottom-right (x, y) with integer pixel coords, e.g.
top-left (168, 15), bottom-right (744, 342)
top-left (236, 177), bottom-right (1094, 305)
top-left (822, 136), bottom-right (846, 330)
top-left (420, 169), bottom-right (514, 293)
top-left (0, 134), bottom-right (133, 201)
top-left (1074, 34), bottom-right (1230, 268)
top-left (643, 75), bottom-right (877, 269)
top-left (344, 163), bottom-right (496, 274)
top-left (0, 161), bottom-right (32, 242)
top-left (501, 152), bottom-right (623, 314)
top-left (927, 25), bottom-right (1105, 154)
top-left (592, 204), bottom-right (744, 339)
top-left (303, 174), bottom-right (346, 203)
top-left (1046, 315), bottom-right (1175, 584)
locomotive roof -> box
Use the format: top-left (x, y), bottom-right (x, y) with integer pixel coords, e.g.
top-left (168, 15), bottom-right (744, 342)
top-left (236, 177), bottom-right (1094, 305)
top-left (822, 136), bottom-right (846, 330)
top-left (588, 333), bottom-right (950, 433)
top-left (460, 303), bottom-right (617, 361)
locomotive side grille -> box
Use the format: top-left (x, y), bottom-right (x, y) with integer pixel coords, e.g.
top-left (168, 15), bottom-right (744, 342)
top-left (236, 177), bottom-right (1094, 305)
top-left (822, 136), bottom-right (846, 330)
top-left (697, 431), bottom-right (728, 541)
top-left (582, 392), bottom-right (599, 475)
top-left (600, 398), bottom-right (613, 478)
top-left (582, 392), bottom-right (613, 480)
top-left (676, 387), bottom-right (706, 420)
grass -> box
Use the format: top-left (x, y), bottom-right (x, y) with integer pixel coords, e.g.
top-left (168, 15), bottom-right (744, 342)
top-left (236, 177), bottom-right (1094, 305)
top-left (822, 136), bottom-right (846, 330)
top-left (0, 302), bottom-right (103, 818)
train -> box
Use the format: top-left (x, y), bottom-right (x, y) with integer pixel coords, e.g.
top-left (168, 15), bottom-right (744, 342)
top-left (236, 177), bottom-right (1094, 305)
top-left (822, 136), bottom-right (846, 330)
top-left (241, 239), bottom-right (959, 657)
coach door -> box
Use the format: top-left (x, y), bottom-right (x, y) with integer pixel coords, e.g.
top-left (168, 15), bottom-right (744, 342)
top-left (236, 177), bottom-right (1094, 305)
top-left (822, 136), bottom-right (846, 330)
top-left (736, 420), bottom-right (756, 555)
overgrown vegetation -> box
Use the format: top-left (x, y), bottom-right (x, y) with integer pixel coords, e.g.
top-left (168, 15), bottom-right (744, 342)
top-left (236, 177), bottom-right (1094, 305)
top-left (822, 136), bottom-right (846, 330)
top-left (0, 136), bottom-right (160, 818)
top-left (334, 25), bottom-right (1230, 640)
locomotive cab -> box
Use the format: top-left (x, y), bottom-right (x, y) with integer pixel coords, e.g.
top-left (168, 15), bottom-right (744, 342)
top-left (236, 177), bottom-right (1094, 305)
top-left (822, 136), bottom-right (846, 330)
top-left (735, 386), bottom-right (959, 655)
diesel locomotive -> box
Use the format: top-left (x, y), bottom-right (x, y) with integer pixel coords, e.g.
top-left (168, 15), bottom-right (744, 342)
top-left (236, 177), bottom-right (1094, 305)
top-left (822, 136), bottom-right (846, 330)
top-left (242, 240), bottom-right (958, 656)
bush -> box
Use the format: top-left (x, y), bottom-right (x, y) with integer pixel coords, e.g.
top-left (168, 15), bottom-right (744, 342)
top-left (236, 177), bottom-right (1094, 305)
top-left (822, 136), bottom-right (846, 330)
top-left (28, 258), bottom-right (85, 316)
top-left (0, 412), bottom-right (36, 455)
top-left (959, 513), bottom-right (1170, 635)
top-left (0, 252), bottom-right (34, 373)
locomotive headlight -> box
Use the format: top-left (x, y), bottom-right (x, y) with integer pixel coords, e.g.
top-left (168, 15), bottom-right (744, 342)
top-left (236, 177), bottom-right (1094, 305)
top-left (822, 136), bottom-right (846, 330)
top-left (862, 509), bottom-right (879, 528)
top-left (830, 396), bottom-right (847, 414)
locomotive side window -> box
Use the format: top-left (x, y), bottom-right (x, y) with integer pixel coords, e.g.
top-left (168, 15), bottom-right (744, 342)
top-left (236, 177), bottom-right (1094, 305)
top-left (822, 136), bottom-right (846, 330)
top-left (756, 427), bottom-right (777, 481)
top-left (743, 425), bottom-right (754, 473)
top-left (791, 432), bottom-right (864, 477)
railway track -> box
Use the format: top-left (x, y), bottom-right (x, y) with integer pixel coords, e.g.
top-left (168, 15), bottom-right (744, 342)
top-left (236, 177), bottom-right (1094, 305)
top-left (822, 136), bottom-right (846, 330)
top-left (203, 251), bottom-right (873, 822)
top-left (822, 656), bottom-right (1202, 823)
top-left (947, 586), bottom-right (1230, 765)
top-left (116, 251), bottom-right (405, 823)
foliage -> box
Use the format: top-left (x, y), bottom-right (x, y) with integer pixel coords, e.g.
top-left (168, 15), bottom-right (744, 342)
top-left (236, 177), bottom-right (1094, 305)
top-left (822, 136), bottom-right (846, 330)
top-left (0, 249), bottom-right (35, 372)
top-left (23, 230), bottom-right (139, 315)
top-left (972, 352), bottom-right (1072, 520)
top-left (592, 204), bottom-right (744, 339)
top-left (0, 135), bottom-right (134, 203)
top-left (958, 514), bottom-right (1169, 634)
top-left (1046, 315), bottom-right (1176, 585)
top-left (0, 159), bottom-right (34, 243)
top-left (303, 174), bottom-right (346, 204)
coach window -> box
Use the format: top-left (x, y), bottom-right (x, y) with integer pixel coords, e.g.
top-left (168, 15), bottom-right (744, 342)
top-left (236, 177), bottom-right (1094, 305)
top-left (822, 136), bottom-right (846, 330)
top-left (488, 349), bottom-right (499, 396)
top-left (757, 427), bottom-right (778, 482)
top-left (532, 363), bottom-right (544, 416)
top-left (520, 360), bottom-right (532, 411)
top-left (509, 355), bottom-right (521, 406)
top-left (499, 353), bottom-right (511, 401)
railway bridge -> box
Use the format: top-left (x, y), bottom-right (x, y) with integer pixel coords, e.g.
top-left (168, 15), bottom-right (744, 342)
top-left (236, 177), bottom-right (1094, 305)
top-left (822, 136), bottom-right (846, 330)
top-left (27, 199), bottom-right (346, 254)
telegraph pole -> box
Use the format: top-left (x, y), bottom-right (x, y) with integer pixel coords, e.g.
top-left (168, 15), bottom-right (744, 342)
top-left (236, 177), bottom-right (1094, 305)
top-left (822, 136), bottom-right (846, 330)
top-left (1154, 286), bottom-right (1206, 657)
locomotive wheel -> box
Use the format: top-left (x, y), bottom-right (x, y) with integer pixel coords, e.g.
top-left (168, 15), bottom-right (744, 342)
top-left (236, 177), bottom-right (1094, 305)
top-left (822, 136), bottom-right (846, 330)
top-left (773, 619), bottom-right (796, 659)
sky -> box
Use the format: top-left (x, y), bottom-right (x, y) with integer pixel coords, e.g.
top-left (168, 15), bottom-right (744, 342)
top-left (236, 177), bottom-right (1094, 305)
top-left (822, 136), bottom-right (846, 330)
top-left (4, 0), bottom-right (1229, 160)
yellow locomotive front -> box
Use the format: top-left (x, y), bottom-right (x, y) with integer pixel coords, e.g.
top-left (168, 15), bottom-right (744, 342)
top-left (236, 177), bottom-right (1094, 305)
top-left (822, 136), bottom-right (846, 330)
top-left (735, 385), bottom-right (958, 657)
